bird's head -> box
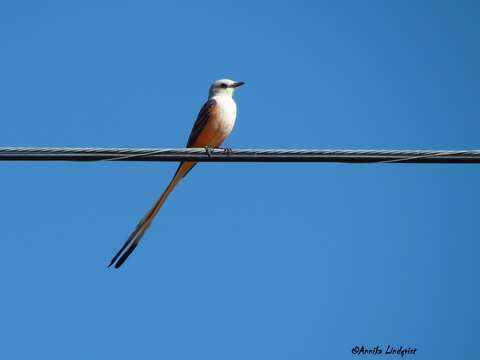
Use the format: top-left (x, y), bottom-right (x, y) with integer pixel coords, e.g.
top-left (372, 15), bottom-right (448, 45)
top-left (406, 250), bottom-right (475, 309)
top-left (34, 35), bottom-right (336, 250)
top-left (209, 79), bottom-right (245, 98)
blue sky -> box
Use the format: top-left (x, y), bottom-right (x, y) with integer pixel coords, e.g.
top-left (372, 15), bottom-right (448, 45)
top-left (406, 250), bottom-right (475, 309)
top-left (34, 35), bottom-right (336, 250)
top-left (1, 1), bottom-right (479, 359)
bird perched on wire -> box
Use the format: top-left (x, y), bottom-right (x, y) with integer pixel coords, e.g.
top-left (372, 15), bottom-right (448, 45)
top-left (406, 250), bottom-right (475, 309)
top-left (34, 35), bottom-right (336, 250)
top-left (108, 79), bottom-right (245, 268)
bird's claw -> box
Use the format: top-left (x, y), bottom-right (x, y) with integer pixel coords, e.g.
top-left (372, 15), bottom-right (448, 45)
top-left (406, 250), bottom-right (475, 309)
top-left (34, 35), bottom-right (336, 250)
top-left (204, 145), bottom-right (213, 157)
top-left (222, 147), bottom-right (233, 155)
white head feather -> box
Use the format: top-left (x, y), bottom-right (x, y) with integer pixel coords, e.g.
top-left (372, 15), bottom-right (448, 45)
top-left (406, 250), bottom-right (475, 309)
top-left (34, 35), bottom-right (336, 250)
top-left (209, 79), bottom-right (245, 98)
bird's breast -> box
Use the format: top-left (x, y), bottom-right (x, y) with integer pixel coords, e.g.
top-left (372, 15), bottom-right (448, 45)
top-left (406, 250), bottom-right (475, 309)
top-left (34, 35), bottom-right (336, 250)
top-left (210, 95), bottom-right (237, 145)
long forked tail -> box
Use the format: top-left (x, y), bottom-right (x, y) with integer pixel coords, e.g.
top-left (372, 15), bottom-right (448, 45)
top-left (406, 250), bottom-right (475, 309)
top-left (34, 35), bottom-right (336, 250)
top-left (108, 162), bottom-right (195, 269)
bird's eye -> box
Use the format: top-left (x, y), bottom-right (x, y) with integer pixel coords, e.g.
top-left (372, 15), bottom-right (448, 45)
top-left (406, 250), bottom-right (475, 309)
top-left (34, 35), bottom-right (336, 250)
top-left (221, 83), bottom-right (228, 88)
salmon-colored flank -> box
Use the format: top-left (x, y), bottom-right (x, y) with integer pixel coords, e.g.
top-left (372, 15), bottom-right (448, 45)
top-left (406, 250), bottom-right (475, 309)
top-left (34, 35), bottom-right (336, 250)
top-left (189, 102), bottom-right (223, 148)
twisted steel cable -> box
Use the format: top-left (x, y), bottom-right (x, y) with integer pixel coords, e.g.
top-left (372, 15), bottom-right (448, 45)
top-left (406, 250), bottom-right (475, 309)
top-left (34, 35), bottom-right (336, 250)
top-left (0, 147), bottom-right (479, 163)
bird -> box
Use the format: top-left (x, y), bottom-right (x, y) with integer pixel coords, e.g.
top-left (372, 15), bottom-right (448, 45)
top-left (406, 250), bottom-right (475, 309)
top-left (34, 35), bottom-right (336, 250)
top-left (108, 79), bottom-right (245, 268)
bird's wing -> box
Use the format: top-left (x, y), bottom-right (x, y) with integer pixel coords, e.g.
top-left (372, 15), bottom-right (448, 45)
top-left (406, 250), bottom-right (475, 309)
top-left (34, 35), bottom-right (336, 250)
top-left (186, 98), bottom-right (217, 147)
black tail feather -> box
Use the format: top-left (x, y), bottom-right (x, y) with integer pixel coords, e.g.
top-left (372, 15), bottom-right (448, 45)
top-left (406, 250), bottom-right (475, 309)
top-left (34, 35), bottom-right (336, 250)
top-left (113, 239), bottom-right (140, 268)
top-left (108, 235), bottom-right (134, 267)
top-left (108, 226), bottom-right (146, 268)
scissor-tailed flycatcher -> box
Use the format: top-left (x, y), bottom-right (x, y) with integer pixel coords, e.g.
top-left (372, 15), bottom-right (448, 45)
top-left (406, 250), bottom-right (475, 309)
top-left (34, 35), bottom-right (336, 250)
top-left (109, 79), bottom-right (245, 268)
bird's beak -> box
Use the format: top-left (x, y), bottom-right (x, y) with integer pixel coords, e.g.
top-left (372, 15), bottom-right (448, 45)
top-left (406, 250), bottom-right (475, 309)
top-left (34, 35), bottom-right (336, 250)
top-left (230, 81), bottom-right (245, 88)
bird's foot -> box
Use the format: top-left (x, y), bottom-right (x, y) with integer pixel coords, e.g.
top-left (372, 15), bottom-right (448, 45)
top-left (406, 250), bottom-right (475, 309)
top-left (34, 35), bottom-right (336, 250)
top-left (221, 147), bottom-right (233, 155)
top-left (204, 145), bottom-right (214, 157)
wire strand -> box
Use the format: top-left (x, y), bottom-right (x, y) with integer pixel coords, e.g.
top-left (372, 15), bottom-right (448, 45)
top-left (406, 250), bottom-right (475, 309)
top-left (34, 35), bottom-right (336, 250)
top-left (0, 147), bottom-right (479, 164)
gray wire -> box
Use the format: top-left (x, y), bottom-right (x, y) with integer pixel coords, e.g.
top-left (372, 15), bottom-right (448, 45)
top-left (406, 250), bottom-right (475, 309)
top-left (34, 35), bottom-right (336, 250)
top-left (0, 147), bottom-right (479, 163)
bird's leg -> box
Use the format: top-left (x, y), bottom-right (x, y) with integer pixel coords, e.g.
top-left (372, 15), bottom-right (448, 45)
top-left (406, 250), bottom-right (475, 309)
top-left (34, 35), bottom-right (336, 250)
top-left (204, 145), bottom-right (214, 157)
